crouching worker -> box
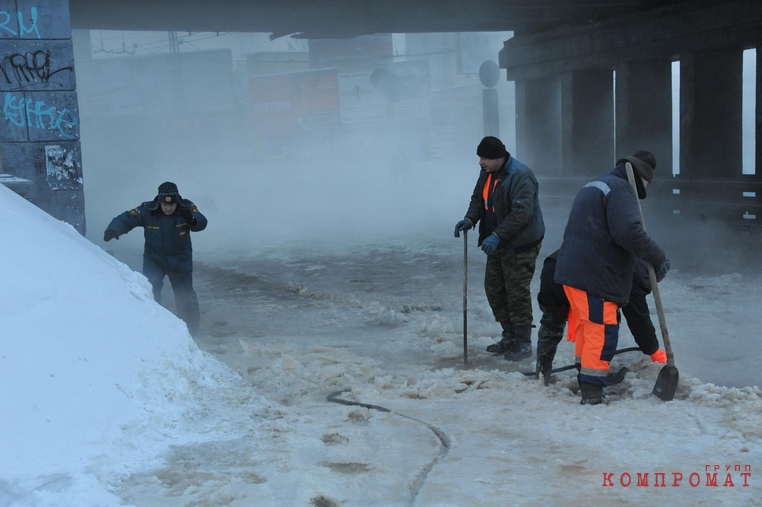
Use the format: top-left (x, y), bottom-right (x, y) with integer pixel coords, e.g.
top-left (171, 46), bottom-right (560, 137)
top-left (535, 251), bottom-right (670, 387)
top-left (103, 182), bottom-right (207, 336)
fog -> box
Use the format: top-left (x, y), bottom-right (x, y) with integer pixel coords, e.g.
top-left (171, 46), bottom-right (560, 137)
top-left (74, 30), bottom-right (761, 389)
top-left (76, 31), bottom-right (514, 254)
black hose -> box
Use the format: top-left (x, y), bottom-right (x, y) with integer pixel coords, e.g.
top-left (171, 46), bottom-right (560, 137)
top-left (520, 346), bottom-right (642, 376)
top-left (327, 389), bottom-right (450, 507)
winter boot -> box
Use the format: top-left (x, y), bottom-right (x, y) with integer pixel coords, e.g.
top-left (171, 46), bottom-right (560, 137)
top-left (503, 324), bottom-right (533, 361)
top-left (486, 322), bottom-right (515, 353)
top-left (579, 381), bottom-right (604, 405)
top-left (605, 367), bottom-right (629, 386)
top-left (535, 327), bottom-right (564, 385)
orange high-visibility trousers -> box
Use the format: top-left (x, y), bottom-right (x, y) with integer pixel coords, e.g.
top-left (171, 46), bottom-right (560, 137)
top-left (563, 285), bottom-right (620, 386)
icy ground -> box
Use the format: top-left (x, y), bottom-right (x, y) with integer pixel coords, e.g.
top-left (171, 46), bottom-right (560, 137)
top-left (2, 174), bottom-right (761, 506)
top-left (111, 236), bottom-right (762, 507)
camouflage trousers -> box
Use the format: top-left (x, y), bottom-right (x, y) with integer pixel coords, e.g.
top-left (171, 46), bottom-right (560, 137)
top-left (484, 243), bottom-right (541, 327)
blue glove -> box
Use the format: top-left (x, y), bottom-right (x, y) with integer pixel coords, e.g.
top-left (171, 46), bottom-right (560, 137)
top-left (454, 218), bottom-right (473, 238)
top-left (481, 234), bottom-right (500, 255)
top-left (655, 258), bottom-right (671, 282)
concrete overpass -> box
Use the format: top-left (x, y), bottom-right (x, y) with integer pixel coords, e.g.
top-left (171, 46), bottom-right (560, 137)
top-left (1, 0), bottom-right (760, 231)
top-left (67, 0), bottom-right (664, 38)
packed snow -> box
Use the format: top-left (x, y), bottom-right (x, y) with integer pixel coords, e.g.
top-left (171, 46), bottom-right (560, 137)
top-left (1, 179), bottom-right (761, 506)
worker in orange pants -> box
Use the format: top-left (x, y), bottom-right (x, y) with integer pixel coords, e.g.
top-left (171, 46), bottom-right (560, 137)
top-left (554, 151), bottom-right (667, 405)
top-left (563, 285), bottom-right (620, 402)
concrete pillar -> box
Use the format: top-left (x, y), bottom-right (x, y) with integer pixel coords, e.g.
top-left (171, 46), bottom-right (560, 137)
top-left (756, 47), bottom-right (762, 180)
top-left (0, 0), bottom-right (85, 233)
top-left (681, 50), bottom-right (743, 179)
top-left (483, 88), bottom-right (499, 137)
top-left (515, 75), bottom-right (562, 175)
top-left (561, 70), bottom-right (615, 177)
top-left (71, 29), bottom-right (91, 61)
top-left (615, 61), bottom-right (672, 174)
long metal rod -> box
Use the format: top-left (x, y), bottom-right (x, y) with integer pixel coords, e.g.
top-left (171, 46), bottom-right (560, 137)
top-left (463, 229), bottom-right (468, 366)
top-left (625, 163), bottom-right (675, 366)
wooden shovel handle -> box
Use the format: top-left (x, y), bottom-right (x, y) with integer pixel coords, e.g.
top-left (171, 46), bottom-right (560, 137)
top-left (625, 163), bottom-right (675, 366)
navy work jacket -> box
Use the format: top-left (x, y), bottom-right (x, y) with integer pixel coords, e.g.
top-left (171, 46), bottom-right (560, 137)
top-left (554, 163), bottom-right (665, 306)
top-left (106, 199), bottom-right (207, 273)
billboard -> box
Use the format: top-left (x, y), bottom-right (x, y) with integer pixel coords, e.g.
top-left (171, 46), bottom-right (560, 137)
top-left (249, 67), bottom-right (340, 137)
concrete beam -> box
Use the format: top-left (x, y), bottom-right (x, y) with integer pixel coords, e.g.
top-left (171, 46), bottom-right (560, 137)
top-left (501, 0), bottom-right (762, 80)
top-left (67, 0), bottom-right (648, 34)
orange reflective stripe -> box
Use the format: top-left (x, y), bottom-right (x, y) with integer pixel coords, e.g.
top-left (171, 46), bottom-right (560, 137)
top-left (483, 174), bottom-right (492, 209)
top-left (483, 174), bottom-right (499, 211)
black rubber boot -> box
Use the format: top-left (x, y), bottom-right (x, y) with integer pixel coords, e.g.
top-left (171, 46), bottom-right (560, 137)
top-left (536, 351), bottom-right (555, 386)
top-left (487, 322), bottom-right (515, 353)
top-left (605, 367), bottom-right (629, 386)
top-left (535, 305), bottom-right (567, 385)
top-left (503, 324), bottom-right (533, 361)
top-left (580, 381), bottom-right (604, 405)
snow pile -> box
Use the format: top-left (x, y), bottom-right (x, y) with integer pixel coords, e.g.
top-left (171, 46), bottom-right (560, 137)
top-left (0, 184), bottom-right (271, 506)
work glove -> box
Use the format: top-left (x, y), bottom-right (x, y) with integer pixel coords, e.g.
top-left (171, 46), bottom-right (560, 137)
top-left (650, 349), bottom-right (667, 364)
top-left (655, 258), bottom-right (671, 283)
top-left (453, 218), bottom-right (473, 238)
top-left (480, 234), bottom-right (500, 255)
top-left (178, 206), bottom-right (198, 226)
top-left (103, 229), bottom-right (119, 242)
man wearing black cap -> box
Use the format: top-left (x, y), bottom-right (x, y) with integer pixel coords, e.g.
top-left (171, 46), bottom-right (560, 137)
top-left (554, 150), bottom-right (667, 405)
top-left (103, 182), bottom-right (208, 336)
top-left (454, 136), bottom-right (545, 361)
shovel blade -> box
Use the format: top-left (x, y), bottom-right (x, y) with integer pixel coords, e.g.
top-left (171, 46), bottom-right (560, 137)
top-left (651, 365), bottom-right (679, 401)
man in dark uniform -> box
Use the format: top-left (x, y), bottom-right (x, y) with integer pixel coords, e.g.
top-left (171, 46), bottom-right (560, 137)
top-left (104, 182), bottom-right (207, 336)
top-left (454, 137), bottom-right (545, 361)
top-left (535, 250), bottom-right (670, 386)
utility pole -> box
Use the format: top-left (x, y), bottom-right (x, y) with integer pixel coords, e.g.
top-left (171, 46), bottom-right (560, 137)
top-left (168, 31), bottom-right (179, 54)
top-left (480, 60), bottom-right (500, 137)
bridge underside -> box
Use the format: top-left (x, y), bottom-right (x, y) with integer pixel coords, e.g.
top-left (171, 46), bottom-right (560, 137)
top-left (501, 0), bottom-right (762, 227)
top-left (68, 0), bottom-right (665, 38)
top-left (2, 0), bottom-right (759, 230)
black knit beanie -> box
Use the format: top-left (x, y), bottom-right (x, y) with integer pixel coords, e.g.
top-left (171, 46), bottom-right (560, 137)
top-left (477, 136), bottom-right (508, 160)
top-left (625, 150), bottom-right (657, 183)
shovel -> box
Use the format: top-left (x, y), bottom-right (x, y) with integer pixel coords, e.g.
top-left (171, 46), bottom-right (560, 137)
top-left (625, 162), bottom-right (679, 401)
top-left (462, 229), bottom-right (468, 366)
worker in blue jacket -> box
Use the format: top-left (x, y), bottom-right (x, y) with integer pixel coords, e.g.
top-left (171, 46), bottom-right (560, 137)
top-left (104, 182), bottom-right (207, 336)
top-left (554, 150), bottom-right (666, 405)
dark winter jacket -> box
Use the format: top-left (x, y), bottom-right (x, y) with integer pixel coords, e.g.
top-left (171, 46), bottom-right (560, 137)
top-left (554, 163), bottom-right (665, 306)
top-left (541, 250), bottom-right (656, 308)
top-left (540, 250), bottom-right (661, 355)
top-left (464, 155), bottom-right (544, 255)
top-left (106, 198), bottom-right (207, 273)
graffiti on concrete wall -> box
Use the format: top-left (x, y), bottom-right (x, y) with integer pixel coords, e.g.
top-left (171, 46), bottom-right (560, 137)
top-left (1, 50), bottom-right (73, 87)
top-left (2, 92), bottom-right (78, 139)
top-left (0, 7), bottom-right (41, 39)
